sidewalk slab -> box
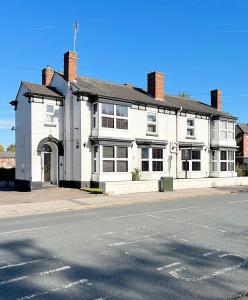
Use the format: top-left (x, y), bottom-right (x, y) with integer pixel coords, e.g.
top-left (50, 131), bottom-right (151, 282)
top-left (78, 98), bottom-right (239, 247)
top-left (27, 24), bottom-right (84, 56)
top-left (0, 185), bottom-right (247, 220)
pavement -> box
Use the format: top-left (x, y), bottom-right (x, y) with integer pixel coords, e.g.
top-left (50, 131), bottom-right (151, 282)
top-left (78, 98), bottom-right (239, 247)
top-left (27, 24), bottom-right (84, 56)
top-left (0, 191), bottom-right (248, 299)
top-left (0, 185), bottom-right (248, 219)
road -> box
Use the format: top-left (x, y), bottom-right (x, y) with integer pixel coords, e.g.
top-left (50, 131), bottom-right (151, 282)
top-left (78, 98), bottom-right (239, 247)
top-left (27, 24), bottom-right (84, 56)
top-left (0, 192), bottom-right (248, 299)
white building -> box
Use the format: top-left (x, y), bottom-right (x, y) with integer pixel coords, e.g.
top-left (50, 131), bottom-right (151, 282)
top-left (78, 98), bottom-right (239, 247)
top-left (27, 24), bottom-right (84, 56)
top-left (12, 51), bottom-right (237, 191)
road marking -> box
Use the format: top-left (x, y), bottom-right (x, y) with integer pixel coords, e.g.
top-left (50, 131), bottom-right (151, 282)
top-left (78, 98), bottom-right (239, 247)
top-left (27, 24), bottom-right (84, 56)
top-left (17, 278), bottom-right (91, 300)
top-left (108, 235), bottom-right (155, 247)
top-left (112, 206), bottom-right (197, 219)
top-left (147, 214), bottom-right (161, 219)
top-left (0, 256), bottom-right (54, 271)
top-left (169, 256), bottom-right (247, 282)
top-left (102, 232), bottom-right (116, 235)
top-left (157, 262), bottom-right (181, 271)
top-left (227, 200), bottom-right (248, 204)
top-left (203, 250), bottom-right (220, 257)
top-left (0, 226), bottom-right (47, 236)
top-left (0, 266), bottom-right (71, 286)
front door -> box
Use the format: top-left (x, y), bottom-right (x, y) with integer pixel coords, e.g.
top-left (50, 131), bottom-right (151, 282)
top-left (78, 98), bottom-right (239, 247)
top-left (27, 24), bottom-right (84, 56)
top-left (44, 153), bottom-right (51, 183)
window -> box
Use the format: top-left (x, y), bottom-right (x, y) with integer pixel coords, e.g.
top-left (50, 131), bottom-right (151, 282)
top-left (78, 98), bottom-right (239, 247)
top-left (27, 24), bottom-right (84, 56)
top-left (181, 149), bottom-right (201, 171)
top-left (187, 119), bottom-right (195, 137)
top-left (93, 103), bottom-right (98, 129)
top-left (46, 105), bottom-right (54, 123)
top-left (102, 146), bottom-right (128, 172)
top-left (211, 151), bottom-right (218, 172)
top-left (93, 146), bottom-right (98, 173)
top-left (147, 112), bottom-right (157, 133)
top-left (101, 103), bottom-right (128, 130)
top-left (141, 147), bottom-right (164, 172)
top-left (141, 148), bottom-right (149, 171)
top-left (220, 150), bottom-right (235, 171)
top-left (220, 121), bottom-right (235, 140)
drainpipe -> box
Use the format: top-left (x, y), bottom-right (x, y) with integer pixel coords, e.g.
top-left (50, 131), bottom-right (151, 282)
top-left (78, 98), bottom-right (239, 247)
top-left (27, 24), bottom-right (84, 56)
top-left (176, 107), bottom-right (182, 179)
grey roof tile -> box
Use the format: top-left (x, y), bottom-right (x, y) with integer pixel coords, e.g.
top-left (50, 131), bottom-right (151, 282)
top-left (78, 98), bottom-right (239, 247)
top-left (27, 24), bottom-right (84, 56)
top-left (237, 124), bottom-right (248, 133)
top-left (22, 81), bottom-right (63, 98)
top-left (74, 76), bottom-right (236, 119)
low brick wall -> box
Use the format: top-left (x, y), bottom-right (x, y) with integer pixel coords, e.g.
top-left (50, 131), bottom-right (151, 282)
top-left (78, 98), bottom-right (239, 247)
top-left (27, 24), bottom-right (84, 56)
top-left (104, 177), bottom-right (248, 195)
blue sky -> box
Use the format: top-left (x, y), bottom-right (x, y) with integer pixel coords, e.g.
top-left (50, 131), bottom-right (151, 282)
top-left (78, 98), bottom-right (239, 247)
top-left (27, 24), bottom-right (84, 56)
top-left (0, 0), bottom-right (248, 148)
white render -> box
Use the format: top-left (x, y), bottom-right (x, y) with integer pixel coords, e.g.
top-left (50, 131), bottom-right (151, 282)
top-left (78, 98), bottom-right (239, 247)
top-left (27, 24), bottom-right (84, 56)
top-left (14, 56), bottom-right (238, 191)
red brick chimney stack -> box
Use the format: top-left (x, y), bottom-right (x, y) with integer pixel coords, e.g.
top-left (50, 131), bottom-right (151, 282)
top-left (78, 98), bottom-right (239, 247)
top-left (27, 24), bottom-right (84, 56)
top-left (211, 89), bottom-right (222, 111)
top-left (42, 65), bottom-right (54, 86)
top-left (64, 51), bottom-right (77, 82)
top-left (147, 71), bottom-right (165, 101)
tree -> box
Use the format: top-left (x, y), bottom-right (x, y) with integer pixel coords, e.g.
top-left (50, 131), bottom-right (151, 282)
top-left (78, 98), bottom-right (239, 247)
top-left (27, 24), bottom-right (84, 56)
top-left (0, 144), bottom-right (4, 152)
top-left (7, 144), bottom-right (15, 152)
top-left (177, 92), bottom-right (192, 99)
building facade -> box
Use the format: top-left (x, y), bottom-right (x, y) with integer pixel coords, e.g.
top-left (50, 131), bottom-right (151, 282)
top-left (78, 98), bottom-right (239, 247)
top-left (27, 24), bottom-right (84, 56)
top-left (236, 124), bottom-right (248, 173)
top-left (12, 51), bottom-right (237, 191)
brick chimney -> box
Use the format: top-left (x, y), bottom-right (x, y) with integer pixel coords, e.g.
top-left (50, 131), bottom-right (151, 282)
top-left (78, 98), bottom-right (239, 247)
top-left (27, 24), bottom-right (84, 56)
top-left (147, 71), bottom-right (165, 101)
top-left (211, 89), bottom-right (222, 111)
top-left (42, 65), bottom-right (54, 86)
top-left (64, 51), bottom-right (77, 82)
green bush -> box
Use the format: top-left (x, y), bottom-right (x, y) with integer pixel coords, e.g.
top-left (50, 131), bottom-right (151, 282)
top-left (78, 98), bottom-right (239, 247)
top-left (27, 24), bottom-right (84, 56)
top-left (236, 164), bottom-right (246, 177)
top-left (81, 187), bottom-right (103, 194)
top-left (131, 168), bottom-right (141, 181)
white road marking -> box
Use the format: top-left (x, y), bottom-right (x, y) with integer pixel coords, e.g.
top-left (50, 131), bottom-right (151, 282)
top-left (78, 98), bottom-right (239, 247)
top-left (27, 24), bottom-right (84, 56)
top-left (0, 256), bottom-right (54, 271)
top-left (17, 278), bottom-right (90, 300)
top-left (109, 235), bottom-right (155, 247)
top-left (180, 238), bottom-right (189, 242)
top-left (156, 262), bottom-right (181, 271)
top-left (169, 256), bottom-right (247, 282)
top-left (112, 206), bottom-right (197, 219)
top-left (0, 266), bottom-right (71, 286)
top-left (102, 232), bottom-right (116, 235)
top-left (239, 234), bottom-right (248, 239)
top-left (147, 214), bottom-right (161, 219)
top-left (0, 226), bottom-right (47, 236)
top-left (203, 250), bottom-right (220, 257)
top-left (227, 200), bottom-right (248, 204)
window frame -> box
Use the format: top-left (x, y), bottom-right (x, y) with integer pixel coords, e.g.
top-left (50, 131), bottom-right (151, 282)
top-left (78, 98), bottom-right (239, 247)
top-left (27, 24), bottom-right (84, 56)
top-left (181, 148), bottom-right (201, 172)
top-left (147, 112), bottom-right (157, 134)
top-left (45, 104), bottom-right (54, 123)
top-left (101, 103), bottom-right (128, 130)
top-left (186, 118), bottom-right (195, 138)
top-left (141, 147), bottom-right (164, 172)
top-left (102, 145), bottom-right (129, 173)
top-left (220, 121), bottom-right (235, 140)
top-left (220, 150), bottom-right (235, 172)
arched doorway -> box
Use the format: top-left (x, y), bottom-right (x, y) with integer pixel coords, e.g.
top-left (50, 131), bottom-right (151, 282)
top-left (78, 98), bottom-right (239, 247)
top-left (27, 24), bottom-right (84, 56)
top-left (37, 137), bottom-right (64, 187)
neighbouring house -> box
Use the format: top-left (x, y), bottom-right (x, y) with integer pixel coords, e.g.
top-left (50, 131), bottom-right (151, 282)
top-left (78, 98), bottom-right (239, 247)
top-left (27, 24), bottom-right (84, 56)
top-left (11, 50), bottom-right (238, 192)
top-left (0, 152), bottom-right (16, 169)
top-left (236, 124), bottom-right (248, 172)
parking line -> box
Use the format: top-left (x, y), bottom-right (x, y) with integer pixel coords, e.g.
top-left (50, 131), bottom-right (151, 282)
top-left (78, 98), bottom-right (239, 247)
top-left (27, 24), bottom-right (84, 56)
top-left (0, 226), bottom-right (47, 236)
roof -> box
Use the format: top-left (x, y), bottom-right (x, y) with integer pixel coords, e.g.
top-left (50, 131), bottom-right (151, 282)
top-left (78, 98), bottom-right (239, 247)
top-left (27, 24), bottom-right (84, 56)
top-left (237, 124), bottom-right (248, 134)
top-left (22, 81), bottom-right (63, 98)
top-left (73, 76), bottom-right (236, 119)
top-left (0, 152), bottom-right (15, 158)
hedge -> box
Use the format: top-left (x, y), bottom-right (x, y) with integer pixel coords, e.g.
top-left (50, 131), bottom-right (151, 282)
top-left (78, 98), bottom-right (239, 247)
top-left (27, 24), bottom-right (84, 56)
top-left (0, 168), bottom-right (15, 181)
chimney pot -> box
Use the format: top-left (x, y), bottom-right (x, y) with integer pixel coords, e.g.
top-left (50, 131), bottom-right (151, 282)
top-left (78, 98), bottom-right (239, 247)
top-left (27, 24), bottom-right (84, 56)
top-left (64, 51), bottom-right (77, 82)
top-left (42, 65), bottom-right (54, 86)
top-left (211, 89), bottom-right (222, 111)
top-left (147, 71), bottom-right (165, 101)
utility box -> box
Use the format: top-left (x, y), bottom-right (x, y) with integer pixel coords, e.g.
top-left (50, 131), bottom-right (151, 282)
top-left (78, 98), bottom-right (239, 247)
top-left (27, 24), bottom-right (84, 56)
top-left (160, 177), bottom-right (173, 192)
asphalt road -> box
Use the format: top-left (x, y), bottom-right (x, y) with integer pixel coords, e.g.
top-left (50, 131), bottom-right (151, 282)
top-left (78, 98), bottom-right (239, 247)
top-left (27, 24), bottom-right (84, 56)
top-left (0, 192), bottom-right (248, 300)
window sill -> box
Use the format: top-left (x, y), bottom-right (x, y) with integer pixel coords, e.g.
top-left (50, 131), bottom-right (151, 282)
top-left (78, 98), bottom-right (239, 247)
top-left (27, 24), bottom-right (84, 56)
top-left (146, 133), bottom-right (158, 137)
top-left (186, 136), bottom-right (196, 140)
top-left (44, 123), bottom-right (56, 127)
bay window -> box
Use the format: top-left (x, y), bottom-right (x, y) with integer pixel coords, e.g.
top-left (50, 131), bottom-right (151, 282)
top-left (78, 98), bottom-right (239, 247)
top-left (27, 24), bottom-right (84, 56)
top-left (220, 150), bottom-right (235, 171)
top-left (220, 121), bottom-right (235, 140)
top-left (102, 146), bottom-right (128, 173)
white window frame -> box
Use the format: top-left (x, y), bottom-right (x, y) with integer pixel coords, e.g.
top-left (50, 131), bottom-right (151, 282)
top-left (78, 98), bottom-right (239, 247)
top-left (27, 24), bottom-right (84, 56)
top-left (141, 147), bottom-right (164, 172)
top-left (186, 119), bottom-right (195, 138)
top-left (147, 112), bottom-right (157, 134)
top-left (211, 150), bottom-right (218, 172)
top-left (102, 145), bottom-right (129, 173)
top-left (46, 104), bottom-right (54, 123)
top-left (93, 103), bottom-right (98, 129)
top-left (100, 103), bottom-right (128, 130)
top-left (220, 150), bottom-right (235, 172)
top-left (93, 146), bottom-right (98, 173)
top-left (181, 149), bottom-right (201, 172)
top-left (220, 121), bottom-right (235, 140)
